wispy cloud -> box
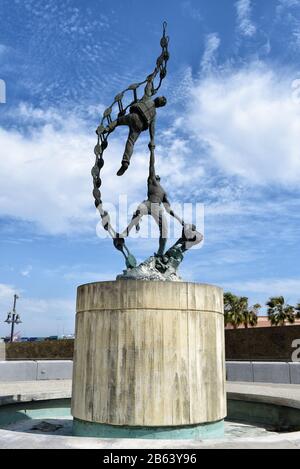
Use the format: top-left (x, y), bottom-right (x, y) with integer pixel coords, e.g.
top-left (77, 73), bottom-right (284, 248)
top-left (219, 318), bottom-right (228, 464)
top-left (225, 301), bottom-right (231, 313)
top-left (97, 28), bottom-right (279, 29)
top-left (222, 278), bottom-right (300, 299)
top-left (276, 0), bottom-right (300, 48)
top-left (181, 1), bottom-right (203, 22)
top-left (201, 33), bottom-right (221, 74)
top-left (235, 0), bottom-right (257, 37)
top-left (20, 265), bottom-right (32, 277)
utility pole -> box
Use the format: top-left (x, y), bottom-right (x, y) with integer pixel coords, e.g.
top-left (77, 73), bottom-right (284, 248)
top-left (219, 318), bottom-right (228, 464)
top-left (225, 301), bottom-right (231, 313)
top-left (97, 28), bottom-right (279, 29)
top-left (4, 294), bottom-right (22, 343)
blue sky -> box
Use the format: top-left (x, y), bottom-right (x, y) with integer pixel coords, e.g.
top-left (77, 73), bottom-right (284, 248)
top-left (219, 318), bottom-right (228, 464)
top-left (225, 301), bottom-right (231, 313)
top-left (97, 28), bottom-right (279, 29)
top-left (1, 0), bottom-right (300, 337)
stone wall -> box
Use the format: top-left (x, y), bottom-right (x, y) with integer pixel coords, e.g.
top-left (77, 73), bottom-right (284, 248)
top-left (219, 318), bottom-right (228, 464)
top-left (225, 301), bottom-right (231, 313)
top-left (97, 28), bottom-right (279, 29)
top-left (5, 340), bottom-right (74, 361)
top-left (225, 325), bottom-right (300, 361)
top-left (4, 325), bottom-right (300, 362)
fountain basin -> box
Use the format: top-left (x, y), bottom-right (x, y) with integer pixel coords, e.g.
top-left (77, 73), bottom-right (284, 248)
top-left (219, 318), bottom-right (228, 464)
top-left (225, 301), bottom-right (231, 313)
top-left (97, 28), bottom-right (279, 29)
top-left (1, 381), bottom-right (300, 448)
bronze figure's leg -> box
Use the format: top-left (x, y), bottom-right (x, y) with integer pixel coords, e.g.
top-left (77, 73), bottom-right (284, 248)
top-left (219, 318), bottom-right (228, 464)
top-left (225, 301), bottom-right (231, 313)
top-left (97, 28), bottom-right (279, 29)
top-left (117, 114), bottom-right (144, 176)
top-left (150, 203), bottom-right (168, 256)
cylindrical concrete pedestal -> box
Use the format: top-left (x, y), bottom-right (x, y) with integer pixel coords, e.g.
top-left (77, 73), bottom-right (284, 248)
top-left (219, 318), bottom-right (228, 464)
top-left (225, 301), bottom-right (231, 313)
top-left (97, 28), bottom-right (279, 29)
top-left (71, 281), bottom-right (226, 439)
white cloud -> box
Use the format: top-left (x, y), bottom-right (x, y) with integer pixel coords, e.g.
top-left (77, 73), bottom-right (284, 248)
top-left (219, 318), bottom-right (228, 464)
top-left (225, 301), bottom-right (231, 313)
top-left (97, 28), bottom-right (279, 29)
top-left (187, 63), bottom-right (300, 185)
top-left (20, 265), bottom-right (32, 277)
top-left (0, 103), bottom-right (206, 236)
top-left (181, 1), bottom-right (203, 22)
top-left (235, 0), bottom-right (256, 37)
top-left (222, 278), bottom-right (300, 297)
top-left (201, 33), bottom-right (221, 74)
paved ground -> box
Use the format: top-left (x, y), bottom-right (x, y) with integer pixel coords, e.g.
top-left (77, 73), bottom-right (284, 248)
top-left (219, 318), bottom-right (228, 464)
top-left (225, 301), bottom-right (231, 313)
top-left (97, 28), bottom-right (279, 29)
top-left (0, 380), bottom-right (72, 406)
top-left (0, 380), bottom-right (72, 398)
top-left (0, 381), bottom-right (300, 449)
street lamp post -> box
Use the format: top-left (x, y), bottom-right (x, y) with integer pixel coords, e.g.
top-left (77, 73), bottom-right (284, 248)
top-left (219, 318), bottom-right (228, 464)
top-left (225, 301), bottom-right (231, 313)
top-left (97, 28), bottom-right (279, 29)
top-left (4, 294), bottom-right (22, 343)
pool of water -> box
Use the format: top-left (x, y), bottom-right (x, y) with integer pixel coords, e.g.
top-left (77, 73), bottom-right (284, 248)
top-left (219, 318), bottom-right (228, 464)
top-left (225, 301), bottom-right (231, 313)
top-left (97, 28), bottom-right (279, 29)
top-left (0, 398), bottom-right (283, 440)
top-left (3, 416), bottom-right (281, 440)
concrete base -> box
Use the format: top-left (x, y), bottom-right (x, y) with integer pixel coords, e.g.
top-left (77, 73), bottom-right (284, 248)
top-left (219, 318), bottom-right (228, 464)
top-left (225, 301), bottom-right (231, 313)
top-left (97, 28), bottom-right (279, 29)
top-left (73, 418), bottom-right (225, 440)
top-left (72, 281), bottom-right (226, 437)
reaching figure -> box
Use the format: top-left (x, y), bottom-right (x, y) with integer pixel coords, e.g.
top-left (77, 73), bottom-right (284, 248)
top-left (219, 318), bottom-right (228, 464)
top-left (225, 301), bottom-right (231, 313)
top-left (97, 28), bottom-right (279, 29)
top-left (120, 147), bottom-right (184, 257)
top-left (106, 73), bottom-right (167, 176)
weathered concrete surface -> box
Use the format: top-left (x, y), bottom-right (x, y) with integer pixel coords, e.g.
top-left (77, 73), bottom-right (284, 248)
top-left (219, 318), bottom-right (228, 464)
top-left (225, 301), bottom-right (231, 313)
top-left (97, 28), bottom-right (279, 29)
top-left (227, 382), bottom-right (300, 432)
top-left (227, 361), bottom-right (300, 385)
top-left (0, 360), bottom-right (73, 382)
top-left (37, 361), bottom-right (73, 381)
top-left (253, 362), bottom-right (291, 384)
top-left (290, 363), bottom-right (300, 385)
top-left (227, 382), bottom-right (300, 410)
top-left (1, 381), bottom-right (300, 448)
top-left (2, 360), bottom-right (300, 385)
top-left (226, 362), bottom-right (253, 382)
top-left (0, 361), bottom-right (37, 382)
top-left (72, 281), bottom-right (226, 428)
top-left (1, 427), bottom-right (300, 449)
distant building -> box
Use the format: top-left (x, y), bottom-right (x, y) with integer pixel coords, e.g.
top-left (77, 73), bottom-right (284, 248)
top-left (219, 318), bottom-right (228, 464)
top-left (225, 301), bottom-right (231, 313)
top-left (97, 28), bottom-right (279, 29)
top-left (226, 316), bottom-right (300, 329)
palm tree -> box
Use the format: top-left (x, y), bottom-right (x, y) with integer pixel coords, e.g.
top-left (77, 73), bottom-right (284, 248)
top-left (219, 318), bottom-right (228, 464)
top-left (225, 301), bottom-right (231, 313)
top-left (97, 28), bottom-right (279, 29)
top-left (243, 303), bottom-right (261, 329)
top-left (266, 296), bottom-right (296, 326)
top-left (224, 293), bottom-right (249, 329)
top-left (296, 304), bottom-right (300, 320)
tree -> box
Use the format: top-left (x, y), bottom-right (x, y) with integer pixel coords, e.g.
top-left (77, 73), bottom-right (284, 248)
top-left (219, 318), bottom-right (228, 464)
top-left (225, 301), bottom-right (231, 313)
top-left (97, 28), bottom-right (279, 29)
top-left (266, 296), bottom-right (296, 326)
top-left (224, 293), bottom-right (249, 329)
top-left (295, 304), bottom-right (300, 320)
top-left (243, 303), bottom-right (261, 329)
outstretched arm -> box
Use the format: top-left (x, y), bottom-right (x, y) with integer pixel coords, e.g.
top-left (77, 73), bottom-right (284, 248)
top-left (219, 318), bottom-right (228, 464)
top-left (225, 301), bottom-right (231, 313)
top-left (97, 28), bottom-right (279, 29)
top-left (149, 147), bottom-right (156, 182)
top-left (144, 71), bottom-right (158, 98)
top-left (163, 195), bottom-right (184, 225)
top-left (149, 116), bottom-right (156, 147)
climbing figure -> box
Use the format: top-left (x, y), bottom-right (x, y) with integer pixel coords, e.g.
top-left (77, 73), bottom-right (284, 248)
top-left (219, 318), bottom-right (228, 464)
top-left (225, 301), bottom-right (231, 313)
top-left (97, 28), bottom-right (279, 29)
top-left (120, 147), bottom-right (184, 257)
top-left (106, 74), bottom-right (167, 176)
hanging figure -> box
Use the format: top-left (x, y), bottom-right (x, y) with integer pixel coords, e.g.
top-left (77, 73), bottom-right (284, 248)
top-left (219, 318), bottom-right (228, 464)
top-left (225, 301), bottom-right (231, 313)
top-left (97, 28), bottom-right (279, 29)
top-left (119, 147), bottom-right (184, 257)
top-left (106, 73), bottom-right (167, 176)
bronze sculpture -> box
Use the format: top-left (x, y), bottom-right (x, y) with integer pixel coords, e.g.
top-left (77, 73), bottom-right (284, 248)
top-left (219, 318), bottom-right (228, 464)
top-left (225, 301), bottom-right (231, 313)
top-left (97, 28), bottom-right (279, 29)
top-left (105, 78), bottom-right (167, 176)
top-left (92, 23), bottom-right (203, 279)
top-left (120, 148), bottom-right (185, 257)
